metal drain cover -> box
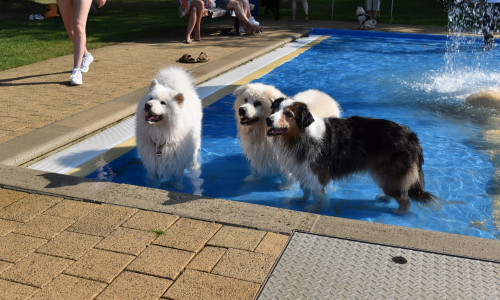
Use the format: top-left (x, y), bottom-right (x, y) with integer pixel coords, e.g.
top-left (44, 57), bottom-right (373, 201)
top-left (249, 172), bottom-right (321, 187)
top-left (257, 232), bottom-right (499, 299)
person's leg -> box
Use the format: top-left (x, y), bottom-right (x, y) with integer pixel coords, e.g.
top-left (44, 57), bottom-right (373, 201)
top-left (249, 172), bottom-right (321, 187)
top-left (193, 0), bottom-right (204, 41)
top-left (291, 0), bottom-right (297, 20)
top-left (227, 0), bottom-right (262, 34)
top-left (71, 0), bottom-right (93, 69)
top-left (301, 0), bottom-right (309, 21)
top-left (185, 7), bottom-right (196, 43)
top-left (57, 0), bottom-right (75, 43)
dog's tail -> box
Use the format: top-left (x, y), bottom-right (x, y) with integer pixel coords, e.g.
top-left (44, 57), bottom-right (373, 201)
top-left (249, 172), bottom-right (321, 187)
top-left (408, 167), bottom-right (441, 210)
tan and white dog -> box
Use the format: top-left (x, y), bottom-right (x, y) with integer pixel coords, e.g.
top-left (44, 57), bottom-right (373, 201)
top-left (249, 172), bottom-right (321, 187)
top-left (136, 66), bottom-right (202, 189)
top-left (233, 84), bottom-right (341, 189)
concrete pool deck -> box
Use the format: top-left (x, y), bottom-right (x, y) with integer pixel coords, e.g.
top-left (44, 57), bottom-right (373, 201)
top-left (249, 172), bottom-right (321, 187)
top-left (0, 19), bottom-right (499, 299)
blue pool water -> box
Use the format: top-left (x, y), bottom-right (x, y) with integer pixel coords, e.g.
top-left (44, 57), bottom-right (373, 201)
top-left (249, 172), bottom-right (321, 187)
top-left (88, 29), bottom-right (500, 239)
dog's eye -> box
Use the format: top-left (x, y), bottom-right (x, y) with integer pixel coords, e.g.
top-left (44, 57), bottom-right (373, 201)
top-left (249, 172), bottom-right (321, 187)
top-left (285, 111), bottom-right (293, 118)
top-left (244, 98), bottom-right (248, 103)
top-left (254, 101), bottom-right (261, 107)
top-left (149, 97), bottom-right (153, 100)
top-left (160, 101), bottom-right (166, 105)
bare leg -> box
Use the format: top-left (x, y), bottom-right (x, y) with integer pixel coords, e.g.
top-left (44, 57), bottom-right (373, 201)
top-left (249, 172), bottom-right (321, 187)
top-left (185, 7), bottom-right (196, 43)
top-left (227, 0), bottom-right (262, 34)
top-left (194, 0), bottom-right (204, 41)
top-left (57, 0), bottom-right (93, 69)
top-left (301, 0), bottom-right (309, 21)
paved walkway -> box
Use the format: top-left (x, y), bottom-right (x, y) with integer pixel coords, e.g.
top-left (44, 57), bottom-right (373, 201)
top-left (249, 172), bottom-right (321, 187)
top-left (1, 19), bottom-right (499, 300)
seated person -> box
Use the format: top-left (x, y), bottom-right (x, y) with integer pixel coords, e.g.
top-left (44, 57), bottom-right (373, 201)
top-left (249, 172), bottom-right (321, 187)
top-left (180, 0), bottom-right (213, 43)
top-left (218, 0), bottom-right (263, 34)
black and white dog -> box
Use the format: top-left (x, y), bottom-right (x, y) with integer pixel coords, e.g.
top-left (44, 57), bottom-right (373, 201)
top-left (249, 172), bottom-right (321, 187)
top-left (356, 6), bottom-right (377, 29)
top-left (266, 97), bottom-right (438, 213)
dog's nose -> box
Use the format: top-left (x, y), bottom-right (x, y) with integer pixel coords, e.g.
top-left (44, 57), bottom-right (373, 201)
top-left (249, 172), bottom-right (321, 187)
top-left (145, 102), bottom-right (152, 110)
top-left (238, 107), bottom-right (246, 116)
top-left (266, 117), bottom-right (272, 127)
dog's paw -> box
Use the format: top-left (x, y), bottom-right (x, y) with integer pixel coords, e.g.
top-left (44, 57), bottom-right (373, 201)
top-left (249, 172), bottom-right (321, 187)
top-left (173, 181), bottom-right (185, 191)
top-left (190, 162), bottom-right (201, 170)
top-left (278, 181), bottom-right (294, 190)
top-left (305, 202), bottom-right (327, 213)
top-left (243, 174), bottom-right (259, 182)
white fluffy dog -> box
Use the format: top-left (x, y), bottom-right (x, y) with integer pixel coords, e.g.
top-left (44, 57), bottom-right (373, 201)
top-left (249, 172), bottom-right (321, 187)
top-left (356, 6), bottom-right (377, 29)
top-left (233, 84), bottom-right (341, 189)
top-left (136, 66), bottom-right (202, 189)
top-left (233, 83), bottom-right (291, 188)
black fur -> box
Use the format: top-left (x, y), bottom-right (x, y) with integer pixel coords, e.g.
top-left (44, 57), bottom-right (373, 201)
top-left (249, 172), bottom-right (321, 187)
top-left (288, 112), bottom-right (437, 213)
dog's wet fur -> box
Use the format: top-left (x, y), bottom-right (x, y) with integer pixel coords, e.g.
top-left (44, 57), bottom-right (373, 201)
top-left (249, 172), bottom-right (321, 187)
top-left (267, 97), bottom-right (438, 213)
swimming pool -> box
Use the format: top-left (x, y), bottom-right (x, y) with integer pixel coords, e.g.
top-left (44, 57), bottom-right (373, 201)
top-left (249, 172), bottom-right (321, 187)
top-left (33, 29), bottom-right (500, 239)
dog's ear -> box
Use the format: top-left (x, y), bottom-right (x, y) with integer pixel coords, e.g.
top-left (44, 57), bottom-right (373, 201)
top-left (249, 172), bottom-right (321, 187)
top-left (233, 85), bottom-right (247, 96)
top-left (149, 78), bottom-right (159, 91)
top-left (271, 97), bottom-right (286, 113)
top-left (174, 93), bottom-right (184, 105)
top-left (294, 103), bottom-right (314, 130)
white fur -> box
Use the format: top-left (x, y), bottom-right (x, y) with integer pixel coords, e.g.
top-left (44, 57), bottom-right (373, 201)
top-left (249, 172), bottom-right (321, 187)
top-left (233, 83), bottom-right (294, 188)
top-left (136, 66), bottom-right (202, 188)
top-left (293, 89), bottom-right (341, 118)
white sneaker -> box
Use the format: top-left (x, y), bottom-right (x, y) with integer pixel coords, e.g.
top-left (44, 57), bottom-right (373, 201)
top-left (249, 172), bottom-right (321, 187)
top-left (249, 17), bottom-right (259, 26)
top-left (70, 69), bottom-right (83, 85)
top-left (81, 52), bottom-right (94, 73)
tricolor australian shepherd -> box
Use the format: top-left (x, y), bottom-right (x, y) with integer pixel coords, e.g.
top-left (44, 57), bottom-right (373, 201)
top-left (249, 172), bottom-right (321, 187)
top-left (266, 97), bottom-right (437, 213)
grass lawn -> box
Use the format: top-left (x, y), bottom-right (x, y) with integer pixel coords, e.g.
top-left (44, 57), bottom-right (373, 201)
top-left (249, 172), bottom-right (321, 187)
top-left (0, 0), bottom-right (448, 71)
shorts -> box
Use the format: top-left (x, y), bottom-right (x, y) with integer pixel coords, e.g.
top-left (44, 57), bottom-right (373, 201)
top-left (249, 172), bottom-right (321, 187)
top-left (365, 0), bottom-right (380, 11)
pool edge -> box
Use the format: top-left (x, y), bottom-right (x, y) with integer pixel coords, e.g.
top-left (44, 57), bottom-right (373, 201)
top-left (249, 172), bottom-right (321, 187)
top-left (1, 163), bottom-right (499, 262)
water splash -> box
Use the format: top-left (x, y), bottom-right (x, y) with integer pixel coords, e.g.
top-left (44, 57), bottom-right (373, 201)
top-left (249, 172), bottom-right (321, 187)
top-left (406, 1), bottom-right (500, 104)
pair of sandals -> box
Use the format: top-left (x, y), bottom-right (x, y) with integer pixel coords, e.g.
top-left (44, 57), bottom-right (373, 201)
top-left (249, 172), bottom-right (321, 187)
top-left (178, 52), bottom-right (210, 63)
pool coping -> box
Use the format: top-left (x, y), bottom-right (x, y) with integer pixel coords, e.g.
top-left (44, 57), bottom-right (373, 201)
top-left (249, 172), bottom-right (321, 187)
top-left (1, 21), bottom-right (499, 264)
top-left (1, 163), bottom-right (499, 262)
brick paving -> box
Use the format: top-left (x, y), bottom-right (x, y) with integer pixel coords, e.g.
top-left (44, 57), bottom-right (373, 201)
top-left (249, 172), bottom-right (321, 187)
top-left (0, 188), bottom-right (288, 299)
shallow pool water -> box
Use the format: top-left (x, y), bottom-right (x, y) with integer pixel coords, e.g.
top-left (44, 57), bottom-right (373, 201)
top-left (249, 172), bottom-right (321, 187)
top-left (88, 29), bottom-right (500, 239)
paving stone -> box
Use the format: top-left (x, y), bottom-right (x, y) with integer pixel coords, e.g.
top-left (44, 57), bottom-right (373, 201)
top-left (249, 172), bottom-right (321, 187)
top-left (36, 231), bottom-right (102, 260)
top-left (127, 245), bottom-right (194, 280)
top-left (14, 214), bottom-right (75, 239)
top-left (121, 210), bottom-right (178, 232)
top-left (0, 218), bottom-right (22, 236)
top-left (95, 227), bottom-right (156, 255)
top-left (43, 199), bottom-right (97, 220)
top-left (212, 248), bottom-right (275, 283)
top-left (207, 225), bottom-right (267, 251)
top-left (164, 269), bottom-right (259, 300)
top-left (0, 279), bottom-right (39, 300)
top-left (64, 248), bottom-right (135, 283)
top-left (0, 194), bottom-right (61, 222)
top-left (29, 274), bottom-right (107, 300)
top-left (96, 271), bottom-right (172, 300)
top-left (186, 246), bottom-right (227, 272)
top-left (254, 232), bottom-right (289, 258)
top-left (0, 253), bottom-right (73, 288)
top-left (0, 260), bottom-right (13, 273)
top-left (67, 204), bottom-right (137, 236)
top-left (0, 188), bottom-right (25, 209)
top-left (0, 233), bottom-right (46, 262)
top-left (153, 218), bottom-right (222, 252)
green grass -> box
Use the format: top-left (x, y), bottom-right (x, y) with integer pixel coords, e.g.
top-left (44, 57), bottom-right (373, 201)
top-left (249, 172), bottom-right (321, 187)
top-left (0, 0), bottom-right (448, 71)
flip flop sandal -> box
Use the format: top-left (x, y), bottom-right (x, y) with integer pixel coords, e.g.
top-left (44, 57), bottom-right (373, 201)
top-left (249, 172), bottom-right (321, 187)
top-left (179, 54), bottom-right (196, 63)
top-left (197, 52), bottom-right (210, 63)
